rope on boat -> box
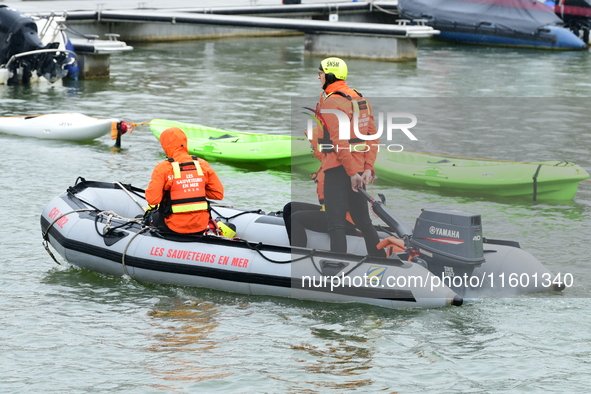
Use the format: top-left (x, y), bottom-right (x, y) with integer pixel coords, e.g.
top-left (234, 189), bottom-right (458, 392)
top-left (343, 256), bottom-right (369, 277)
top-left (241, 240), bottom-right (377, 277)
top-left (42, 208), bottom-right (97, 265)
top-left (58, 205), bottom-right (152, 280)
top-left (239, 240), bottom-right (326, 276)
top-left (210, 206), bottom-right (264, 221)
top-left (93, 210), bottom-right (144, 237)
top-left (242, 240), bottom-right (315, 264)
top-left (115, 181), bottom-right (145, 211)
top-left (121, 226), bottom-right (152, 279)
top-left (212, 207), bottom-right (372, 275)
top-left (42, 204), bottom-right (148, 270)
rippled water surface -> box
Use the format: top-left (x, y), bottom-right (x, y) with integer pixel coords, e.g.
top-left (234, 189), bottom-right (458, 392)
top-left (1, 36), bottom-right (591, 393)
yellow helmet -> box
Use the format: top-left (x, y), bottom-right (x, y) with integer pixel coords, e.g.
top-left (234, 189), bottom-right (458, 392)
top-left (319, 57), bottom-right (348, 80)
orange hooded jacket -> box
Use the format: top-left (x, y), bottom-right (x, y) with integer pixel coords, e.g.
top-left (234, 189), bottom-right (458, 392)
top-left (316, 80), bottom-right (380, 177)
top-left (146, 127), bottom-right (224, 233)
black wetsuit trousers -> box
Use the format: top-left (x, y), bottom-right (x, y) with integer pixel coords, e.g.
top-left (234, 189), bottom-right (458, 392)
top-left (284, 202), bottom-right (325, 247)
top-left (284, 202), bottom-right (359, 248)
top-left (323, 166), bottom-right (385, 257)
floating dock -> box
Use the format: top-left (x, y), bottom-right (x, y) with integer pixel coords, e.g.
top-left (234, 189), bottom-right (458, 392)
top-left (56, 1), bottom-right (438, 61)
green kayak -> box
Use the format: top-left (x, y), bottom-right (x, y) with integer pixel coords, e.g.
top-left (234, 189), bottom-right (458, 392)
top-left (149, 119), bottom-right (316, 169)
top-left (374, 151), bottom-right (590, 200)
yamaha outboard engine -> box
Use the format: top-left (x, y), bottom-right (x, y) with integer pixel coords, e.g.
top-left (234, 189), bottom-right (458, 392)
top-left (411, 209), bottom-right (485, 295)
top-left (0, 5), bottom-right (70, 84)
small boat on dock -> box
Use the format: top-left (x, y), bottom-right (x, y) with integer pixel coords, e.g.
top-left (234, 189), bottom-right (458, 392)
top-left (149, 119), bottom-right (316, 169)
top-left (0, 6), bottom-right (133, 84)
top-left (0, 113), bottom-right (132, 142)
top-left (0, 5), bottom-right (75, 84)
top-left (374, 151), bottom-right (589, 201)
top-left (40, 178), bottom-right (564, 310)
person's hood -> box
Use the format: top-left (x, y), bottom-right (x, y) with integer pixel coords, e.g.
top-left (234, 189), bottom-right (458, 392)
top-left (159, 127), bottom-right (189, 159)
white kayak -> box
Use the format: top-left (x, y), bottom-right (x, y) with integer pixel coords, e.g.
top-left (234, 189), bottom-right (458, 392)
top-left (0, 113), bottom-right (120, 141)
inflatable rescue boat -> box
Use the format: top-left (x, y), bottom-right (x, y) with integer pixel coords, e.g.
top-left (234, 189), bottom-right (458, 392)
top-left (40, 179), bottom-right (564, 310)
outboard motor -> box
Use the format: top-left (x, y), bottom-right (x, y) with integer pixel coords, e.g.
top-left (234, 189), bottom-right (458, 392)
top-left (410, 209), bottom-right (485, 294)
top-left (0, 5), bottom-right (71, 84)
top-left (555, 0), bottom-right (591, 43)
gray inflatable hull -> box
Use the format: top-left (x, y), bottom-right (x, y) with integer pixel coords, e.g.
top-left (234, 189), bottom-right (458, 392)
top-left (40, 180), bottom-right (561, 309)
top-left (40, 180), bottom-right (461, 310)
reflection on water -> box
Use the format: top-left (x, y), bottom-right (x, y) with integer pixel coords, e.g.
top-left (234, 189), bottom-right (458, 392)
top-left (148, 298), bottom-right (220, 352)
top-left (146, 298), bottom-right (234, 386)
top-left (291, 326), bottom-right (375, 390)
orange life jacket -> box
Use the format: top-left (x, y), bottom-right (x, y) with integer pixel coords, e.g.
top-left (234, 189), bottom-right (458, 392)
top-left (167, 159), bottom-right (208, 214)
top-left (315, 90), bottom-right (372, 153)
top-left (308, 80), bottom-right (379, 176)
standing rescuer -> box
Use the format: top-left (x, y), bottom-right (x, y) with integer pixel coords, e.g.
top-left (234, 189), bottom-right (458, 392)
top-left (312, 57), bottom-right (385, 257)
top-left (146, 127), bottom-right (224, 234)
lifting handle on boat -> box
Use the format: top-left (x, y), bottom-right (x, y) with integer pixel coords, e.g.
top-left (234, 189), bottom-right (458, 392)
top-left (115, 181), bottom-right (145, 211)
top-left (358, 189), bottom-right (413, 239)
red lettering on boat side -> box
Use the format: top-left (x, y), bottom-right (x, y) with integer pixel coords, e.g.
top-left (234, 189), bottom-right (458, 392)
top-left (153, 248), bottom-right (243, 267)
top-left (231, 257), bottom-right (249, 268)
top-left (165, 248), bottom-right (216, 263)
top-left (48, 207), bottom-right (61, 220)
top-left (56, 216), bottom-right (68, 228)
top-left (150, 247), bottom-right (165, 256)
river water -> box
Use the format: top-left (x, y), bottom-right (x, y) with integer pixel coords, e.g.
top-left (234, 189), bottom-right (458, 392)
top-left (1, 36), bottom-right (591, 393)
